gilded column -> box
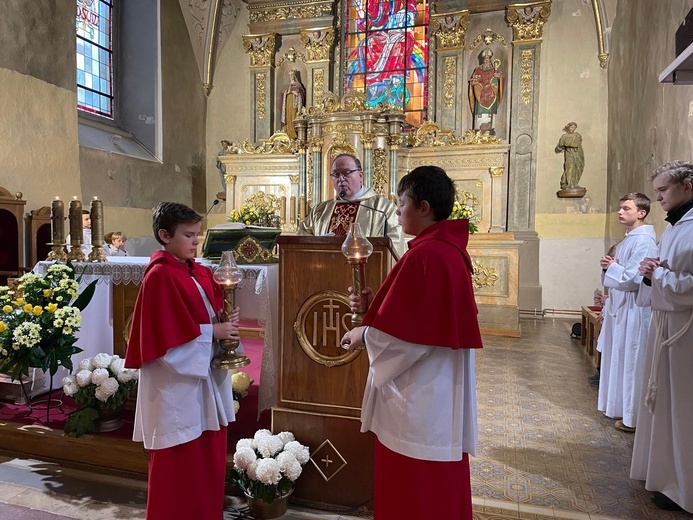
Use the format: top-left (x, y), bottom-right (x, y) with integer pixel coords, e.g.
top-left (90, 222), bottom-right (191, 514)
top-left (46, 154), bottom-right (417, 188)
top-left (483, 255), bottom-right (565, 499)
top-left (505, 2), bottom-right (550, 231)
top-left (385, 111), bottom-right (406, 200)
top-left (300, 28), bottom-right (335, 107)
top-left (361, 115), bottom-right (377, 188)
top-left (310, 132), bottom-right (324, 205)
top-left (505, 1), bottom-right (551, 314)
top-left (294, 115), bottom-right (308, 221)
top-left (430, 10), bottom-right (470, 135)
top-left (243, 34), bottom-right (277, 141)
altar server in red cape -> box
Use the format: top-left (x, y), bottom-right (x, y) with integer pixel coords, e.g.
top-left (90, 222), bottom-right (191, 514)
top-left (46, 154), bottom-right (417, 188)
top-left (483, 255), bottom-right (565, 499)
top-left (341, 166), bottom-right (482, 520)
top-left (125, 202), bottom-right (239, 520)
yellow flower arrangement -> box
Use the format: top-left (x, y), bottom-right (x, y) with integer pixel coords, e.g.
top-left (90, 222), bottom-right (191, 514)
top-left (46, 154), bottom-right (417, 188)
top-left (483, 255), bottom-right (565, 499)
top-left (449, 198), bottom-right (479, 234)
top-left (0, 264), bottom-right (96, 380)
top-left (228, 192), bottom-right (281, 228)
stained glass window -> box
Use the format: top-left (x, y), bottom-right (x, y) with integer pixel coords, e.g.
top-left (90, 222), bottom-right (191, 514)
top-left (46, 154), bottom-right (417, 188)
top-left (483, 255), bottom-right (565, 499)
top-left (76, 0), bottom-right (114, 118)
top-left (344, 0), bottom-right (428, 127)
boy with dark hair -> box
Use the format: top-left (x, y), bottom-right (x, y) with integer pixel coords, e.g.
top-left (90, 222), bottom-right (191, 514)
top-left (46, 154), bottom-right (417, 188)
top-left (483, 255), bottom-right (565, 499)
top-left (631, 161), bottom-right (693, 513)
top-left (341, 165), bottom-right (482, 520)
top-left (596, 192), bottom-right (657, 433)
top-left (125, 202), bottom-right (239, 520)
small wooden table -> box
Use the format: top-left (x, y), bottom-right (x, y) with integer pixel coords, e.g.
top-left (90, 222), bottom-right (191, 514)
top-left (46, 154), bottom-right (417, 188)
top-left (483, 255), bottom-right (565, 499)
top-left (581, 306), bottom-right (602, 362)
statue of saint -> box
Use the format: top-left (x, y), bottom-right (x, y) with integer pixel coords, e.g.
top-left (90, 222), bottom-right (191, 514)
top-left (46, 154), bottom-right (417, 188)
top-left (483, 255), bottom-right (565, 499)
top-left (468, 48), bottom-right (504, 133)
top-left (216, 140), bottom-right (231, 192)
top-left (279, 69), bottom-right (306, 139)
top-left (555, 122), bottom-right (585, 191)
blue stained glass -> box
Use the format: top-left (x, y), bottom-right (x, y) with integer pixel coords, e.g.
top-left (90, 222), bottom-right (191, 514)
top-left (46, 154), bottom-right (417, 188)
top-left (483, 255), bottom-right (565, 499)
top-left (76, 0), bottom-right (113, 117)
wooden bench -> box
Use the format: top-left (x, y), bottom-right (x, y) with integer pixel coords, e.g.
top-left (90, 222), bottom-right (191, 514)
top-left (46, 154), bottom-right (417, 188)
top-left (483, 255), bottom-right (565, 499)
top-left (581, 305), bottom-right (602, 365)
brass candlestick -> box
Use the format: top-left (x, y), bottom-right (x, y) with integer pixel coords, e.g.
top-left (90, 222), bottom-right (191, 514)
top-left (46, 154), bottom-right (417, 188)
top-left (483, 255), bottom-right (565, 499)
top-left (342, 223), bottom-right (373, 326)
top-left (212, 251), bottom-right (250, 369)
top-left (67, 196), bottom-right (86, 262)
top-left (88, 196), bottom-right (107, 262)
top-left (47, 197), bottom-right (67, 262)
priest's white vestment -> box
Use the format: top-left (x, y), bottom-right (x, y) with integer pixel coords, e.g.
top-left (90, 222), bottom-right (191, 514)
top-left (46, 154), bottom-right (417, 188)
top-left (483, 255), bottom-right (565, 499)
top-left (596, 225), bottom-right (657, 427)
top-left (630, 208), bottom-right (693, 513)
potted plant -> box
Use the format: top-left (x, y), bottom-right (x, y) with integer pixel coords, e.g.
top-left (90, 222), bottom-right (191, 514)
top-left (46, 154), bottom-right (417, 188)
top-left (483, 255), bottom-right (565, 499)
top-left (229, 429), bottom-right (310, 519)
top-left (62, 353), bottom-right (139, 436)
top-left (0, 264), bottom-right (96, 401)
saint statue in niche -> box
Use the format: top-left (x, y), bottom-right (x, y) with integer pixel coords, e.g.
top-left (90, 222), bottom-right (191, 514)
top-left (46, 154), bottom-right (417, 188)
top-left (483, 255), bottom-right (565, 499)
top-left (555, 122), bottom-right (586, 198)
top-left (279, 69), bottom-right (306, 140)
top-left (468, 48), bottom-right (504, 134)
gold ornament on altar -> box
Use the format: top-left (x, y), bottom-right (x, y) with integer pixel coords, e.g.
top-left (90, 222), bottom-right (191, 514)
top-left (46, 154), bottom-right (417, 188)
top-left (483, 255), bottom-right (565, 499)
top-left (341, 223), bottom-right (373, 327)
top-left (212, 251), bottom-right (249, 370)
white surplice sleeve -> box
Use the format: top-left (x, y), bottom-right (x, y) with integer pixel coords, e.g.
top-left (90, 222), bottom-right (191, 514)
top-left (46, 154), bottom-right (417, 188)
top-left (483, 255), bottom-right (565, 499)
top-left (160, 324), bottom-right (213, 378)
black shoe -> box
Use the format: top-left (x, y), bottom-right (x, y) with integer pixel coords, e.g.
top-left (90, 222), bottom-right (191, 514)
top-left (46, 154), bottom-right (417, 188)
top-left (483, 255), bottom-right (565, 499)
top-left (652, 492), bottom-right (682, 511)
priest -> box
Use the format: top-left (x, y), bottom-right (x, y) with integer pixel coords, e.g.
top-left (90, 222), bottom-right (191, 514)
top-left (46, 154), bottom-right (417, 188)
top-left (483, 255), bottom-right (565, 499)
top-left (297, 153), bottom-right (406, 259)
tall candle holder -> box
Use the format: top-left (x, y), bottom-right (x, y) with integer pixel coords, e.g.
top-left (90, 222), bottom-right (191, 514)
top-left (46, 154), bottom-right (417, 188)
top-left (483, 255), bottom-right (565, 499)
top-left (87, 196), bottom-right (107, 262)
top-left (67, 196), bottom-right (86, 262)
top-left (212, 251), bottom-right (250, 369)
top-left (341, 222), bottom-right (373, 326)
top-left (47, 197), bottom-right (67, 262)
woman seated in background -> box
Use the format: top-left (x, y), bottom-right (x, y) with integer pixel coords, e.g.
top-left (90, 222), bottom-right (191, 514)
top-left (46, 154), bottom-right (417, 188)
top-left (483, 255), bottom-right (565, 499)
top-left (103, 231), bottom-right (129, 257)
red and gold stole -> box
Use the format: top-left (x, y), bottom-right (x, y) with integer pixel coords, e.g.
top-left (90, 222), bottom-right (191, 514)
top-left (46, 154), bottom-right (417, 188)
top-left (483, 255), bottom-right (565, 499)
top-left (328, 202), bottom-right (360, 236)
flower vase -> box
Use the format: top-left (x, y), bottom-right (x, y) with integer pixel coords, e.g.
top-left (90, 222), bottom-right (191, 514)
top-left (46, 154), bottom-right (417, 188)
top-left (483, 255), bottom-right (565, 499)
top-left (244, 489), bottom-right (292, 519)
top-left (95, 405), bottom-right (125, 432)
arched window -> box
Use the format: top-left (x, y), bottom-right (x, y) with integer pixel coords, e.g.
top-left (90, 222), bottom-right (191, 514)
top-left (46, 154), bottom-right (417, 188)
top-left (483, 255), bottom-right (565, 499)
top-left (344, 0), bottom-right (429, 126)
top-left (76, 0), bottom-right (114, 118)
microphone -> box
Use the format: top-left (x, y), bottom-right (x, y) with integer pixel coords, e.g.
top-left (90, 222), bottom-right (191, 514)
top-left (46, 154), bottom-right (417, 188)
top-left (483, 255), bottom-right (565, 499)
top-left (204, 199), bottom-right (220, 219)
top-left (335, 192), bottom-right (388, 238)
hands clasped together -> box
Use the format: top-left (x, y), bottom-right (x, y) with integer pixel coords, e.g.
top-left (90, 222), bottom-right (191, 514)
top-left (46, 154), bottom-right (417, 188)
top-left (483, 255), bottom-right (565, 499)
top-left (339, 286), bottom-right (374, 353)
top-left (639, 257), bottom-right (661, 280)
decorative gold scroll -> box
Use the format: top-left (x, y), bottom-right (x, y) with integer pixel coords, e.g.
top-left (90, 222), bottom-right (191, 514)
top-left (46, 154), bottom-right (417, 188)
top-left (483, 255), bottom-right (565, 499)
top-left (300, 27), bottom-right (335, 63)
top-left (248, 1), bottom-right (332, 23)
top-left (430, 10), bottom-right (470, 50)
top-left (242, 34), bottom-right (277, 68)
top-left (469, 28), bottom-right (507, 49)
top-left (256, 73), bottom-right (267, 119)
top-left (520, 49), bottom-right (533, 104)
top-left (372, 148), bottom-right (387, 195)
top-left (313, 68), bottom-right (325, 104)
top-left (224, 131), bottom-right (299, 154)
top-left (506, 2), bottom-right (552, 43)
top-left (472, 259), bottom-right (500, 290)
top-left (406, 121), bottom-right (503, 148)
top-left (443, 57), bottom-right (456, 108)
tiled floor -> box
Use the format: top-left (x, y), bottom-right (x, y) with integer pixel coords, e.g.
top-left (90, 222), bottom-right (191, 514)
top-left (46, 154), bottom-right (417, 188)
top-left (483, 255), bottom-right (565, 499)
top-left (0, 318), bottom-right (691, 519)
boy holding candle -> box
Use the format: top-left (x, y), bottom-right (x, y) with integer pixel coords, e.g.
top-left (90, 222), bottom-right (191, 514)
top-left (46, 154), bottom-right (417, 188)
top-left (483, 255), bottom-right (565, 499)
top-left (125, 202), bottom-right (239, 520)
top-left (340, 166), bottom-right (481, 520)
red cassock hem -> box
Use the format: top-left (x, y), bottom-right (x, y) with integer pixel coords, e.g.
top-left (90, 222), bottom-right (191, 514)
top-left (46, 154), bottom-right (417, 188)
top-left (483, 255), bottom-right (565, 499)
top-left (146, 428), bottom-right (228, 520)
top-left (374, 438), bottom-right (472, 520)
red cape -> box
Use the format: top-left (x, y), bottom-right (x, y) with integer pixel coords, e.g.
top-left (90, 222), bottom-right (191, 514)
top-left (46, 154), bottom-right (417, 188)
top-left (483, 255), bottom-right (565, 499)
top-left (124, 251), bottom-right (223, 368)
top-left (363, 219), bottom-right (482, 350)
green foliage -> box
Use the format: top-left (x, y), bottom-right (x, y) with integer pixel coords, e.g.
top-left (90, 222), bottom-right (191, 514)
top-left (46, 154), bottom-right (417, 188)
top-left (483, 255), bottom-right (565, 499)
top-left (63, 407), bottom-right (99, 437)
top-left (0, 264), bottom-right (96, 381)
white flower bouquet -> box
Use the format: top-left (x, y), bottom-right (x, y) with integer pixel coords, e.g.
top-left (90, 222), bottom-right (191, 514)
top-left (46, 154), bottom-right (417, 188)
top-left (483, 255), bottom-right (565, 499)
top-left (62, 353), bottom-right (139, 436)
top-left (229, 429), bottom-right (310, 504)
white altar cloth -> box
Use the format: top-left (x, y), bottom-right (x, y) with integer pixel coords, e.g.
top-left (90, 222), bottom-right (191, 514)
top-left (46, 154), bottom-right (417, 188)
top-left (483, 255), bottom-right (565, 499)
top-left (33, 259), bottom-right (279, 415)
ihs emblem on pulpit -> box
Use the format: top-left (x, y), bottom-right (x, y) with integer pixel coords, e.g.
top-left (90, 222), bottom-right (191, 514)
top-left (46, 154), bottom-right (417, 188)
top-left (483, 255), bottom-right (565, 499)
top-left (293, 290), bottom-right (362, 367)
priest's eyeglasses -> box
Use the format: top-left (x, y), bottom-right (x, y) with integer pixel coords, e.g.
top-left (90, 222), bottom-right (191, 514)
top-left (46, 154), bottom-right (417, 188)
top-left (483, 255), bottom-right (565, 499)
top-left (330, 169), bottom-right (361, 180)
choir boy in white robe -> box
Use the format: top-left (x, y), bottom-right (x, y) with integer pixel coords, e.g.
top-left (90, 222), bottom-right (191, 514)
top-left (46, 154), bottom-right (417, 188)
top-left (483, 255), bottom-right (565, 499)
top-left (631, 161), bottom-right (693, 513)
top-left (596, 193), bottom-right (657, 432)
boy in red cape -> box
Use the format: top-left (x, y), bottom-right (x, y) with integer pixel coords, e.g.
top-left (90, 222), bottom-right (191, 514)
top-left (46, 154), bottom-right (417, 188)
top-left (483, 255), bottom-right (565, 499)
top-left (124, 202), bottom-right (239, 520)
top-left (341, 166), bottom-right (482, 520)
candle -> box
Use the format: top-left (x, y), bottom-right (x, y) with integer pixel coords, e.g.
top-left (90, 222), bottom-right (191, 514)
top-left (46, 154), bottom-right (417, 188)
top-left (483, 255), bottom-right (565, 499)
top-left (51, 197), bottom-right (64, 244)
top-left (90, 196), bottom-right (104, 246)
top-left (280, 196), bottom-right (287, 224)
top-left (69, 197), bottom-right (83, 246)
top-left (290, 196), bottom-right (296, 223)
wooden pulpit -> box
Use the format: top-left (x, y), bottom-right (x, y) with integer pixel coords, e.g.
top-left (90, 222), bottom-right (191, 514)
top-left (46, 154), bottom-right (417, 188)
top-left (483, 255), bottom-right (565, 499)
top-left (273, 236), bottom-right (396, 508)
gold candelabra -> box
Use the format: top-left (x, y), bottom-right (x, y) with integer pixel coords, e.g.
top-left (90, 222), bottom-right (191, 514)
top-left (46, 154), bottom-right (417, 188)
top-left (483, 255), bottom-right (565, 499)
top-left (212, 251), bottom-right (250, 369)
top-left (67, 196), bottom-right (86, 262)
top-left (47, 196), bottom-right (67, 262)
top-left (88, 196), bottom-right (107, 262)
